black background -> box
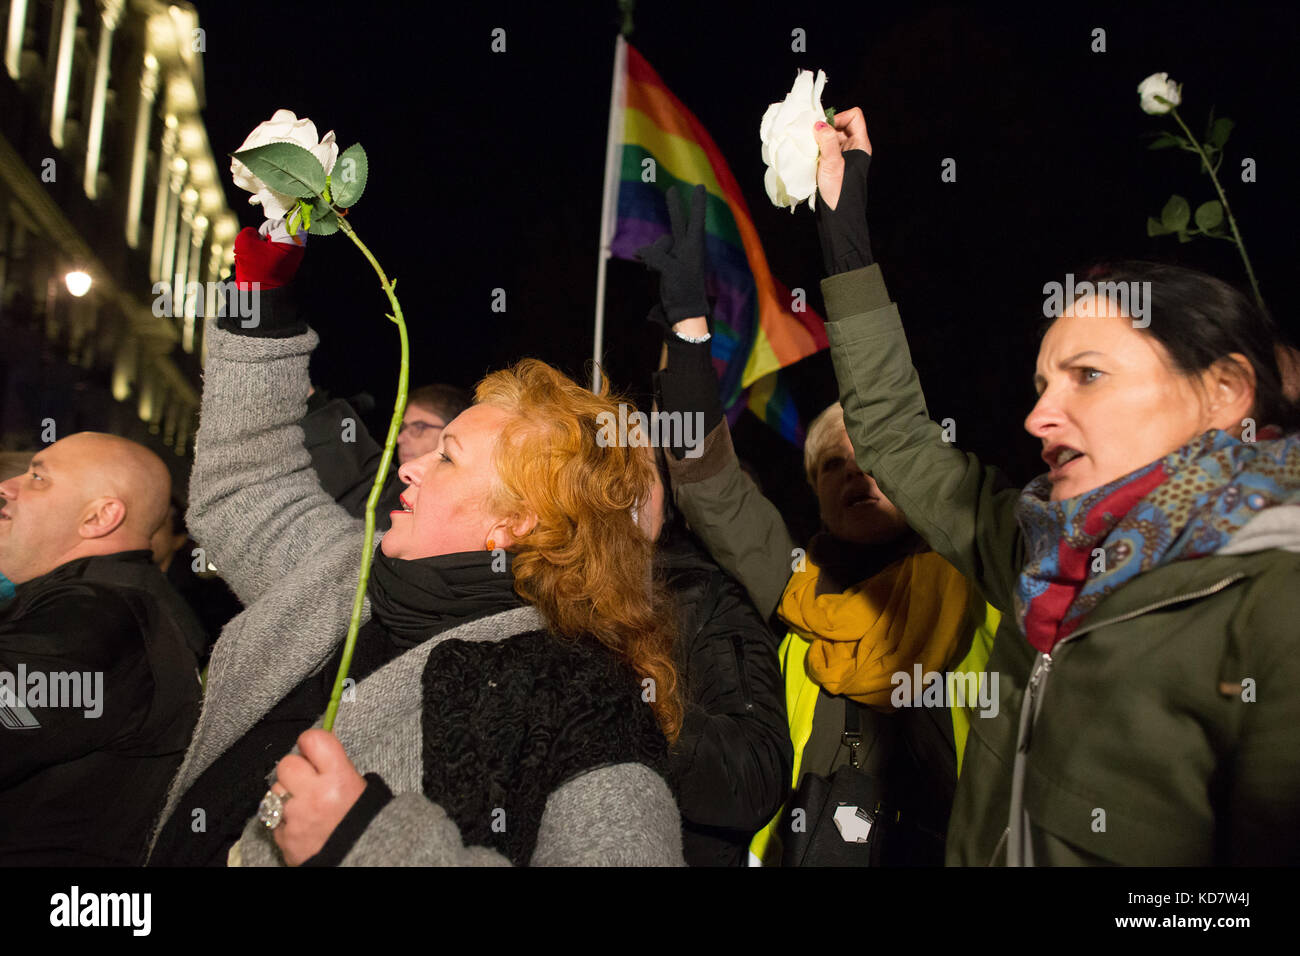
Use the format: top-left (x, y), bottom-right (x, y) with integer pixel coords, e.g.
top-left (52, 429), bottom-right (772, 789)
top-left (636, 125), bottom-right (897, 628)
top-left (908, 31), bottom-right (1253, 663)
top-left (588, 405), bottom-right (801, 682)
top-left (194, 0), bottom-right (1300, 539)
top-left (7, 864), bottom-right (1281, 939)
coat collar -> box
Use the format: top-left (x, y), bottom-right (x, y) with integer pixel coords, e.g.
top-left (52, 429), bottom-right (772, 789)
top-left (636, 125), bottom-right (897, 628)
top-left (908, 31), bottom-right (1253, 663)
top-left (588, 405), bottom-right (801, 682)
top-left (1058, 550), bottom-right (1279, 642)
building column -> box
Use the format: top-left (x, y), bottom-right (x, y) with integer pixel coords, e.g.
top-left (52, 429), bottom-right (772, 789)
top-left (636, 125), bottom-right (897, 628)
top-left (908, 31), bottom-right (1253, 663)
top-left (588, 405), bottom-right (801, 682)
top-left (171, 186), bottom-right (196, 322)
top-left (149, 119), bottom-right (177, 280)
top-left (137, 361), bottom-right (154, 424)
top-left (162, 394), bottom-right (177, 447)
top-left (84, 0), bottom-right (125, 199)
top-left (4, 0), bottom-right (30, 80)
top-left (203, 241), bottom-right (222, 324)
top-left (174, 403), bottom-right (193, 455)
top-left (49, 0), bottom-right (80, 149)
top-left (126, 54), bottom-right (159, 248)
top-left (183, 213), bottom-right (207, 352)
top-left (111, 336), bottom-right (136, 401)
top-left (157, 155), bottom-right (185, 291)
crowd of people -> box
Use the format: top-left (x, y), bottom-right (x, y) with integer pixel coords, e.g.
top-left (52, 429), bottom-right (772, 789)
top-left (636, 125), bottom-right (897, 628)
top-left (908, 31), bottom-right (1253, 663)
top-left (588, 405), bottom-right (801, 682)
top-left (2, 107), bottom-right (1297, 866)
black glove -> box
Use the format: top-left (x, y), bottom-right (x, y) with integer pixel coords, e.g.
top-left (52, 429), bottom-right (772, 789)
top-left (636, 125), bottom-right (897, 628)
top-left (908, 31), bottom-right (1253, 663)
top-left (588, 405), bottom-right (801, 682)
top-left (815, 149), bottom-right (873, 276)
top-left (636, 183), bottom-right (710, 325)
top-left (214, 278), bottom-right (306, 338)
top-left (654, 333), bottom-right (726, 452)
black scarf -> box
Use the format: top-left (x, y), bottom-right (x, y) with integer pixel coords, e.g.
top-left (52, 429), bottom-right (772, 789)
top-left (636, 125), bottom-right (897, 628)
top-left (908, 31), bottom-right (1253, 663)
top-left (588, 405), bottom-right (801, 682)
top-left (366, 547), bottom-right (524, 647)
top-left (808, 528), bottom-right (928, 594)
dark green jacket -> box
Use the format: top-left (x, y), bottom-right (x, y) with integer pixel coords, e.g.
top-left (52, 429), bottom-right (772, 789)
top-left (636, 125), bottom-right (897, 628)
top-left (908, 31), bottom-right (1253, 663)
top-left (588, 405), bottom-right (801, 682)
top-left (822, 263), bottom-right (1300, 866)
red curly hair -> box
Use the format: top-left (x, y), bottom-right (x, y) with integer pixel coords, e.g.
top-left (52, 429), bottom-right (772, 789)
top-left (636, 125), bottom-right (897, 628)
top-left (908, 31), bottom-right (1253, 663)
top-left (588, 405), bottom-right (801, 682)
top-left (473, 360), bottom-right (682, 742)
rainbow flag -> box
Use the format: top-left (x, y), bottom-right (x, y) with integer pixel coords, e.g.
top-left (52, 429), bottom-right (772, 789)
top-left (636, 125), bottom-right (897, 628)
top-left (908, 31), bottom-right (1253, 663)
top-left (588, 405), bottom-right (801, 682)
top-left (603, 37), bottom-right (826, 444)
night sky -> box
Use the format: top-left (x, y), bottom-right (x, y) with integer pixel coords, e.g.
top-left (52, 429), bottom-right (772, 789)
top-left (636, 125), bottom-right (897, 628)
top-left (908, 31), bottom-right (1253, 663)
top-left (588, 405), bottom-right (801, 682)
top-left (193, 0), bottom-right (1300, 540)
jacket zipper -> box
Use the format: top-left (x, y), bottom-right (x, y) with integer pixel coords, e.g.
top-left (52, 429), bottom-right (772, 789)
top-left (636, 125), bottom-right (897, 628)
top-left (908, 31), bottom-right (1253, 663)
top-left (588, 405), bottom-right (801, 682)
top-left (988, 827), bottom-right (1009, 867)
top-left (1018, 652), bottom-right (1052, 754)
top-left (1001, 573), bottom-right (1247, 866)
top-left (732, 635), bottom-right (755, 713)
top-left (1027, 571), bottom-right (1247, 743)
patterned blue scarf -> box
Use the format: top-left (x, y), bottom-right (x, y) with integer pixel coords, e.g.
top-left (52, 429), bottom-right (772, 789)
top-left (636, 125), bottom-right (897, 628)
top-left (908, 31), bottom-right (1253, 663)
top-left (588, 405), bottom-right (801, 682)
top-left (1014, 428), bottom-right (1300, 652)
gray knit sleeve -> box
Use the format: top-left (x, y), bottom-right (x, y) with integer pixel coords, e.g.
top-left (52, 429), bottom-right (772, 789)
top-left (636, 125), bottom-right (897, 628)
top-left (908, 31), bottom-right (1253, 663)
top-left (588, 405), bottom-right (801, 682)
top-left (530, 763), bottom-right (685, 866)
top-left (335, 794), bottom-right (514, 866)
top-left (187, 320), bottom-right (363, 606)
top-left (233, 762), bottom-right (684, 866)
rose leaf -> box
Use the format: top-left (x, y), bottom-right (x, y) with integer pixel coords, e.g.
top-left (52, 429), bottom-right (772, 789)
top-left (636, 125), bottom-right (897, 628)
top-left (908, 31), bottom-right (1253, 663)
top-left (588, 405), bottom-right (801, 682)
top-left (1208, 117), bottom-right (1234, 149)
top-left (331, 144), bottom-right (369, 207)
top-left (1194, 200), bottom-right (1224, 232)
top-left (306, 195), bottom-right (340, 235)
top-left (231, 142), bottom-right (327, 199)
top-left (1161, 194), bottom-right (1191, 233)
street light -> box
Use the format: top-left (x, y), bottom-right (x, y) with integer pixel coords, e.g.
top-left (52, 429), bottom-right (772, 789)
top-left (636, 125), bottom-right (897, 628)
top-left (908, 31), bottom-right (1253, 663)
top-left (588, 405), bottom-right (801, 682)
top-left (65, 270), bottom-right (92, 297)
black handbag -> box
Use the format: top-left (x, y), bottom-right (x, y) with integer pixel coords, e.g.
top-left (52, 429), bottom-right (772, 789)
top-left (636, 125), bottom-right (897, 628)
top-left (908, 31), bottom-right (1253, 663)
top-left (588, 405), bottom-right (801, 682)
top-left (780, 701), bottom-right (898, 866)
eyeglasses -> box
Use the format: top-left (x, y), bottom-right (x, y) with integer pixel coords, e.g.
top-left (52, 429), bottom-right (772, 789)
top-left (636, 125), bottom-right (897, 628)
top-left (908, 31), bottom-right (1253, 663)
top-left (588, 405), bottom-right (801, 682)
top-left (398, 420), bottom-right (445, 438)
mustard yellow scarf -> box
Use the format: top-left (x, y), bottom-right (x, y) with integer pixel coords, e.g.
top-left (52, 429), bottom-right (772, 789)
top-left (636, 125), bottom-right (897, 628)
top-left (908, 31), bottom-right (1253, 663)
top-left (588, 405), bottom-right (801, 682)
top-left (777, 551), bottom-right (972, 709)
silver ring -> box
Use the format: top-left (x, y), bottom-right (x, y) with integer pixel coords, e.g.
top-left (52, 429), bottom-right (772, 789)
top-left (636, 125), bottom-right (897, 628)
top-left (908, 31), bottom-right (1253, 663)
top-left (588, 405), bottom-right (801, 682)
top-left (258, 788), bottom-right (293, 829)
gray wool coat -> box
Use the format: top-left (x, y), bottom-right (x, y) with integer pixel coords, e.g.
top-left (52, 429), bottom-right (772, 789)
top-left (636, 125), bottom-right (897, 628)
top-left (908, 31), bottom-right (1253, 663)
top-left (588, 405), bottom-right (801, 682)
top-left (149, 322), bottom-right (684, 866)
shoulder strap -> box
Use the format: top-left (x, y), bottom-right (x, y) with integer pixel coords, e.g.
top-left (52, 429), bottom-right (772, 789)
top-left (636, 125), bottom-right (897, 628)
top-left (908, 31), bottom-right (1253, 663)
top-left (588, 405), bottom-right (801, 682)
top-left (842, 698), bottom-right (864, 768)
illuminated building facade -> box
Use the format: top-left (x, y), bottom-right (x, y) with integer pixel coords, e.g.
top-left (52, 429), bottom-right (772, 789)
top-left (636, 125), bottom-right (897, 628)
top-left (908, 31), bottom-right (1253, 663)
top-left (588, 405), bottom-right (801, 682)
top-left (0, 0), bottom-right (235, 480)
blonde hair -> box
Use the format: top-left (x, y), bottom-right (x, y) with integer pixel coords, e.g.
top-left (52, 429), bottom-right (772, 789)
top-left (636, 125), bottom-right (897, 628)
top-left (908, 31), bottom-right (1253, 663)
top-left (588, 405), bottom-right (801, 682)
top-left (474, 360), bottom-right (682, 742)
top-left (803, 402), bottom-right (846, 486)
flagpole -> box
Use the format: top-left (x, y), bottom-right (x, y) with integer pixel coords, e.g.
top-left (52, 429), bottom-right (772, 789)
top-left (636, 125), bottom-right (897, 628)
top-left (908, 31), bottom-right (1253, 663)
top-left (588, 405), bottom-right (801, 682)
top-left (592, 33), bottom-right (628, 392)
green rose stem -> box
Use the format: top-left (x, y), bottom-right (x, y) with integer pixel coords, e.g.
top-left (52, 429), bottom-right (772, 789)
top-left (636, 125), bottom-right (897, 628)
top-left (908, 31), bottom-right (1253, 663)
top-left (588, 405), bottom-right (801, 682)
top-left (320, 214), bottom-right (409, 732)
top-left (1168, 106), bottom-right (1263, 308)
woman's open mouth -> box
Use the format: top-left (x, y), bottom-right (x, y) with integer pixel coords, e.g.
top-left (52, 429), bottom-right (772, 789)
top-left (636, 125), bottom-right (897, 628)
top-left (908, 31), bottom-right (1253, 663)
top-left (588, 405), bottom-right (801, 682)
top-left (1044, 445), bottom-right (1084, 480)
top-left (843, 490), bottom-right (878, 509)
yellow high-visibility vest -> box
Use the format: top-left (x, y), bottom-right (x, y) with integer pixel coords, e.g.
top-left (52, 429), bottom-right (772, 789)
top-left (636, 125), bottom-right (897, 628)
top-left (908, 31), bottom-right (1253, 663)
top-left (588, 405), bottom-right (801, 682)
top-left (748, 603), bottom-right (999, 866)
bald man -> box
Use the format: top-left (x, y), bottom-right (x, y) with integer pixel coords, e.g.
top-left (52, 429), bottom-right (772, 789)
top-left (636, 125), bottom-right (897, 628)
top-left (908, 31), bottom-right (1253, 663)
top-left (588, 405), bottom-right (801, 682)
top-left (0, 451), bottom-right (33, 607)
top-left (0, 432), bottom-right (202, 865)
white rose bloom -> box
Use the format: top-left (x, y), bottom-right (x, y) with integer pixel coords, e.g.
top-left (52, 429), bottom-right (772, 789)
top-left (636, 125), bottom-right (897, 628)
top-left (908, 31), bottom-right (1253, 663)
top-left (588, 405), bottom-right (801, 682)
top-left (230, 109), bottom-right (339, 220)
top-left (760, 69), bottom-right (828, 211)
top-left (1137, 73), bottom-right (1181, 115)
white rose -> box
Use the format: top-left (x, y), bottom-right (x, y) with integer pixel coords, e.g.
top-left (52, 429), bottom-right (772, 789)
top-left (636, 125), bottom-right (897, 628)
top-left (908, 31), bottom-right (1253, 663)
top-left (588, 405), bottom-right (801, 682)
top-left (1137, 73), bottom-right (1181, 115)
top-left (230, 109), bottom-right (339, 220)
top-left (760, 69), bottom-right (828, 212)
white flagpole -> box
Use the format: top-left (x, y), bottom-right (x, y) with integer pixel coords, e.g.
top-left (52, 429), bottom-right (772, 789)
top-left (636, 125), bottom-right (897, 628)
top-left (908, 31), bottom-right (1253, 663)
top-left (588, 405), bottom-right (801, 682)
top-left (592, 34), bottom-right (628, 392)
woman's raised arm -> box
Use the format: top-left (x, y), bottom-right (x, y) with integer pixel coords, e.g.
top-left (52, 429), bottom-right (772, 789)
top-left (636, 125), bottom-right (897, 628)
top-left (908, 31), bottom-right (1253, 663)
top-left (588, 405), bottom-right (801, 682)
top-left (645, 184), bottom-right (798, 619)
top-left (187, 228), bottom-right (362, 606)
top-left (813, 112), bottom-right (1025, 611)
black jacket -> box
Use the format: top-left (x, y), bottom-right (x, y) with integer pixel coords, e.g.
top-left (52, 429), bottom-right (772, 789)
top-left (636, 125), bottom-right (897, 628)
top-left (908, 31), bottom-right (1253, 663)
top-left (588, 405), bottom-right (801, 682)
top-left (302, 392), bottom-right (402, 527)
top-left (163, 549), bottom-right (242, 664)
top-left (657, 521), bottom-right (791, 866)
top-left (0, 551), bottom-right (203, 864)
